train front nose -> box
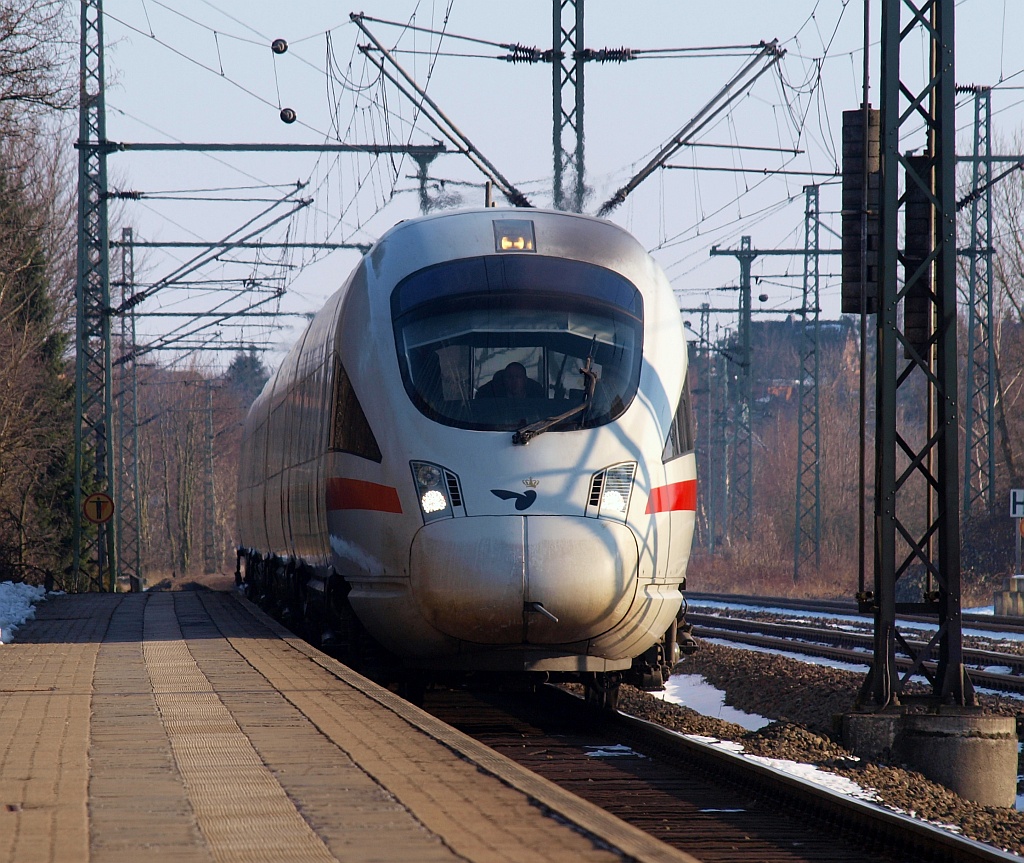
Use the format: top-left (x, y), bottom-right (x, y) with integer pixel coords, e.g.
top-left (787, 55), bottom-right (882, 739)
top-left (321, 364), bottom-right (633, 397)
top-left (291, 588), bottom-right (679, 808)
top-left (409, 516), bottom-right (638, 645)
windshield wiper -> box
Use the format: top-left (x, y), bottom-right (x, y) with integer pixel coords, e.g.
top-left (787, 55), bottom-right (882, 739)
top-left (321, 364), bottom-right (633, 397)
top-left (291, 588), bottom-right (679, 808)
top-left (513, 342), bottom-right (598, 446)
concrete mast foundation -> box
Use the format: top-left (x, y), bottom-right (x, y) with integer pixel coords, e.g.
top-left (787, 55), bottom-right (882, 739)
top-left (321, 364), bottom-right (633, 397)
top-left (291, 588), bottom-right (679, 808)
top-left (842, 709), bottom-right (1018, 808)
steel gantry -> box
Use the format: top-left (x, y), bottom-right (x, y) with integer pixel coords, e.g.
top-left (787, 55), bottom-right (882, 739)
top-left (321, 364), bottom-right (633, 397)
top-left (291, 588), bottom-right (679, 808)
top-left (73, 0), bottom-right (116, 592)
top-left (861, 0), bottom-right (972, 706)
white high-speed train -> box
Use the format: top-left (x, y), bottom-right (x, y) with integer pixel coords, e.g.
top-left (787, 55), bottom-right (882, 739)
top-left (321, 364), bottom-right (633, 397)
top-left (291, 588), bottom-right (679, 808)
top-left (236, 208), bottom-right (696, 706)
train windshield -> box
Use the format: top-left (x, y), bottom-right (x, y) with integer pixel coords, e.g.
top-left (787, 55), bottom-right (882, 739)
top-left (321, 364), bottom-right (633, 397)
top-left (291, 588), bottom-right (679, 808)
top-left (391, 255), bottom-right (643, 432)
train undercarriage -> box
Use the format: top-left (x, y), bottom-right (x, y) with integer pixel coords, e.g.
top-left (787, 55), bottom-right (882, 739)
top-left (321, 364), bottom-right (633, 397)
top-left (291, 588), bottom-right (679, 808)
top-left (237, 549), bottom-right (695, 710)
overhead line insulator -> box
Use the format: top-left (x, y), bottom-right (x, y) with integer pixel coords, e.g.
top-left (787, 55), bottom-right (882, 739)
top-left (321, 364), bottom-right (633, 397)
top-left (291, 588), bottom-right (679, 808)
top-left (577, 47), bottom-right (635, 63)
top-left (498, 44), bottom-right (555, 64)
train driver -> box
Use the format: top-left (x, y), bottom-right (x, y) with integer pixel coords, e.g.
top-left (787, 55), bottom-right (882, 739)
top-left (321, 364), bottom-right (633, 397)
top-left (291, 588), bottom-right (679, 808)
top-left (477, 361), bottom-right (545, 399)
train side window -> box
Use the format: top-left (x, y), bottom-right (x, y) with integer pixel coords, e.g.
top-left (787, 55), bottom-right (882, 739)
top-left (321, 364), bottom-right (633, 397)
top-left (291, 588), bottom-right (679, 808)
top-left (330, 357), bottom-right (383, 462)
top-left (662, 377), bottom-right (695, 462)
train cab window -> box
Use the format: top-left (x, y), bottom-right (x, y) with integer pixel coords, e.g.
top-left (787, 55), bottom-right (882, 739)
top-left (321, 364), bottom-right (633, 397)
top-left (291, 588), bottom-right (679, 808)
top-left (330, 357), bottom-right (382, 462)
top-left (662, 377), bottom-right (695, 462)
top-left (391, 255), bottom-right (644, 432)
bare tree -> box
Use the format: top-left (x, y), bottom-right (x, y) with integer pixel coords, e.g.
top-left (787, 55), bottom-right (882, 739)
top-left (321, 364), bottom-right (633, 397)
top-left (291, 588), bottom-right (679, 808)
top-left (0, 0), bottom-right (74, 124)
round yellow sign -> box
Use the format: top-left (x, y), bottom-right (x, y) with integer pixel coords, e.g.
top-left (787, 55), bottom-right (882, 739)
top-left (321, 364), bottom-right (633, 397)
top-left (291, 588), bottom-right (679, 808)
top-left (83, 492), bottom-right (115, 525)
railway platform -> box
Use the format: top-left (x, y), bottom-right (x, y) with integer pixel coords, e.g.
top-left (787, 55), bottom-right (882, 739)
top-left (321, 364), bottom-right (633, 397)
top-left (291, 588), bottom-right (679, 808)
top-left (0, 588), bottom-right (695, 863)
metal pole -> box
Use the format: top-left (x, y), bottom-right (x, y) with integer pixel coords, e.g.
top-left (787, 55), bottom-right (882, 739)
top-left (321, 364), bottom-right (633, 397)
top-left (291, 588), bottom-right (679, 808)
top-left (117, 228), bottom-right (142, 591)
top-left (858, 0), bottom-right (872, 600)
top-left (701, 305), bottom-right (715, 553)
top-left (203, 384), bottom-right (217, 574)
top-left (734, 237), bottom-right (754, 541)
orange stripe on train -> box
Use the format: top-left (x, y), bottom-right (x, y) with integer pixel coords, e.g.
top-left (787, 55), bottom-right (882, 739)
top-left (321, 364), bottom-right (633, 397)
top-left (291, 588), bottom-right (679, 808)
top-left (326, 478), bottom-right (403, 513)
top-left (645, 479), bottom-right (697, 514)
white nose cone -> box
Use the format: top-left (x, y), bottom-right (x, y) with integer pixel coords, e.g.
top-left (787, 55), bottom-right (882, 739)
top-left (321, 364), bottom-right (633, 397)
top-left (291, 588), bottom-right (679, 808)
top-left (409, 516), bottom-right (638, 645)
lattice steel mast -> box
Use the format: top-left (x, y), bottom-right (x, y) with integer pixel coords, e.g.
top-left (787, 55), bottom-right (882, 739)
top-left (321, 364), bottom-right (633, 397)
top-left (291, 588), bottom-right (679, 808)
top-left (73, 0), bottom-right (116, 592)
top-left (683, 304), bottom-right (726, 550)
top-left (552, 0), bottom-right (586, 212)
top-left (708, 239), bottom-right (755, 540)
top-left (116, 228), bottom-right (143, 591)
top-left (961, 85), bottom-right (995, 517)
top-left (862, 0), bottom-right (971, 706)
top-left (794, 185), bottom-right (822, 579)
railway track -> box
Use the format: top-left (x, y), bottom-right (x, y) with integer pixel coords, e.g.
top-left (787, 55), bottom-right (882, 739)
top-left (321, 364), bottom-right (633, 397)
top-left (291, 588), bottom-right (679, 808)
top-left (685, 591), bottom-right (1024, 636)
top-left (687, 613), bottom-right (1024, 694)
top-left (423, 684), bottom-right (1017, 863)
top-left (684, 593), bottom-right (1024, 695)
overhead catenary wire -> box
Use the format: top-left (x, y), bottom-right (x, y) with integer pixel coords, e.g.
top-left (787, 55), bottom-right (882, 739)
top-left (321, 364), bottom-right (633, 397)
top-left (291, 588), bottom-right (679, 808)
top-left (597, 40), bottom-right (787, 217)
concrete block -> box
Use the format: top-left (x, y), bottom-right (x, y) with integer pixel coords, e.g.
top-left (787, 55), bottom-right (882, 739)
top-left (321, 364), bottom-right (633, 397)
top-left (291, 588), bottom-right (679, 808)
top-left (898, 712), bottom-right (1019, 808)
top-left (844, 709), bottom-right (1019, 807)
top-left (994, 575), bottom-right (1024, 616)
top-left (841, 711), bottom-right (901, 762)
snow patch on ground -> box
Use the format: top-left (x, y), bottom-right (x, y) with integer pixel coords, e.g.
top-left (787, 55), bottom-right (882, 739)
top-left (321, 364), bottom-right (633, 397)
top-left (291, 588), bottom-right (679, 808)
top-left (682, 734), bottom-right (880, 801)
top-left (659, 673), bottom-right (771, 730)
top-left (584, 744), bottom-right (646, 758)
top-left (744, 755), bottom-right (880, 801)
top-left (0, 582), bottom-right (48, 643)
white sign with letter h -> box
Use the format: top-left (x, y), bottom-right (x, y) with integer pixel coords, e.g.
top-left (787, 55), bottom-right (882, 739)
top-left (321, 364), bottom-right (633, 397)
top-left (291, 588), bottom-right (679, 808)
top-left (1012, 489), bottom-right (1024, 519)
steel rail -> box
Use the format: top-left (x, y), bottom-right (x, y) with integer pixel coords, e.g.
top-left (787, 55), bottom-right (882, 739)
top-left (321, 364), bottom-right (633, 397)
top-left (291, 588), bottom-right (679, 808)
top-left (685, 591), bottom-right (1024, 635)
top-left (690, 621), bottom-right (1024, 694)
top-left (688, 613), bottom-right (1024, 673)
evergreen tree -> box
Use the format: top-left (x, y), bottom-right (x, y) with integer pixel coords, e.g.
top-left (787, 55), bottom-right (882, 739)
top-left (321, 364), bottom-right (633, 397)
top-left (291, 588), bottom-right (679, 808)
top-left (0, 169), bottom-right (74, 584)
top-left (224, 346), bottom-right (270, 406)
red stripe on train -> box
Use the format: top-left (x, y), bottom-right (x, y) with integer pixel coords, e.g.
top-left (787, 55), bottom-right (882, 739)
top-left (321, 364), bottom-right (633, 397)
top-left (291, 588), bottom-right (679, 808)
top-left (326, 478), bottom-right (403, 513)
top-left (645, 479), bottom-right (697, 514)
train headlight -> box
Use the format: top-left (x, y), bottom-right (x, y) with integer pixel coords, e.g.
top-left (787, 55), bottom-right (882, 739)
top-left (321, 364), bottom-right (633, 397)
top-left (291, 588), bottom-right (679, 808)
top-left (587, 462), bottom-right (636, 520)
top-left (601, 489), bottom-right (626, 513)
top-left (410, 461), bottom-right (464, 523)
top-left (420, 489), bottom-right (448, 514)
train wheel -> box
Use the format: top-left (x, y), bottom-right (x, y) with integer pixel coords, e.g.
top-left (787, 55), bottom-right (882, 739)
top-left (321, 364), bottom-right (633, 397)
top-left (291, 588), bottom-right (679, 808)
top-left (583, 672), bottom-right (621, 712)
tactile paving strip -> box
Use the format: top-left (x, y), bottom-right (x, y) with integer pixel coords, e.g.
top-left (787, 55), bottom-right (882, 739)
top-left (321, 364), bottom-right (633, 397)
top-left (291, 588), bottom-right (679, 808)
top-left (143, 595), bottom-right (336, 863)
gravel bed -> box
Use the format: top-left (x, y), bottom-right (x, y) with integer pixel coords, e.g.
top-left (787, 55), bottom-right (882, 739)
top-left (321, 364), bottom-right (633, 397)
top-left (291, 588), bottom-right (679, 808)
top-left (615, 642), bottom-right (1024, 856)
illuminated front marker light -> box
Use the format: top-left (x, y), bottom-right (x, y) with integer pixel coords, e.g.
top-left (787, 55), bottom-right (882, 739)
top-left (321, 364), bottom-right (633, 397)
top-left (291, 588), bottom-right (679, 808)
top-left (493, 219), bottom-right (536, 253)
top-left (421, 489), bottom-right (448, 514)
